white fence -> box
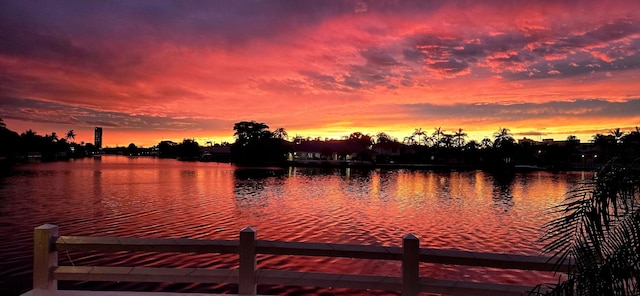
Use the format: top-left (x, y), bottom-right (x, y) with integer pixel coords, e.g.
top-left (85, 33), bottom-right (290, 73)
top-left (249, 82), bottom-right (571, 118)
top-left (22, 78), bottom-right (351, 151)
top-left (31, 224), bottom-right (568, 296)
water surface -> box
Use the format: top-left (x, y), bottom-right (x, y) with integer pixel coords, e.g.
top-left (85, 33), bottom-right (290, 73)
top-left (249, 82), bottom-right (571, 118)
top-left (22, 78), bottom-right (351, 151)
top-left (0, 156), bottom-right (590, 295)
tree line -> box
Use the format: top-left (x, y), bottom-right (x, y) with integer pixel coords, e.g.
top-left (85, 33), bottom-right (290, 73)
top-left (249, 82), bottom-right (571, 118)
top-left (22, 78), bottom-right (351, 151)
top-left (0, 118), bottom-right (97, 161)
top-left (2, 118), bottom-right (639, 168)
top-left (226, 120), bottom-right (640, 168)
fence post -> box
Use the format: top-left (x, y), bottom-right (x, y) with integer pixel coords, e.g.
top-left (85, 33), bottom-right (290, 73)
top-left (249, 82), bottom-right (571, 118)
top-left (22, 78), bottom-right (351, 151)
top-left (402, 233), bottom-right (419, 296)
top-left (34, 224), bottom-right (58, 290)
top-left (239, 227), bottom-right (257, 295)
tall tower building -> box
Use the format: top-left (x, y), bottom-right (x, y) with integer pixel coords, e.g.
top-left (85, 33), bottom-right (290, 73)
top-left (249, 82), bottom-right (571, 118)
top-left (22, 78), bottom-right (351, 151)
top-left (94, 127), bottom-right (103, 149)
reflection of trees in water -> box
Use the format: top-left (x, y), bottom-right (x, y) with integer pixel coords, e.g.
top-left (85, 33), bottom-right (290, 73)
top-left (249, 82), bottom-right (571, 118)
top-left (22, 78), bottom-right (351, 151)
top-left (234, 168), bottom-right (286, 180)
top-left (340, 169), bottom-right (375, 199)
top-left (291, 166), bottom-right (373, 181)
top-left (436, 172), bottom-right (452, 196)
top-left (374, 169), bottom-right (396, 200)
top-left (232, 168), bottom-right (286, 211)
top-left (490, 172), bottom-right (515, 213)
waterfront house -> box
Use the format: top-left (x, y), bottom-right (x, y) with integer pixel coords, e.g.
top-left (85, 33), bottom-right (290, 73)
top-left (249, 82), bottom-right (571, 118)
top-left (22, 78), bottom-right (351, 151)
top-left (288, 140), bottom-right (375, 164)
top-left (201, 145), bottom-right (231, 162)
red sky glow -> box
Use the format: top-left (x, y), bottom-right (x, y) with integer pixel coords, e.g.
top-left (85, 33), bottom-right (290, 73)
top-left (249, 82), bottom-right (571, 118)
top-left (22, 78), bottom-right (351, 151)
top-left (1, 0), bottom-right (640, 147)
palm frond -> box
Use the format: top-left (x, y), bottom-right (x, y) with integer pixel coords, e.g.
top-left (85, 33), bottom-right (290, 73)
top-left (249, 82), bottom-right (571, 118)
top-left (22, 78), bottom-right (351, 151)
top-left (539, 158), bottom-right (640, 296)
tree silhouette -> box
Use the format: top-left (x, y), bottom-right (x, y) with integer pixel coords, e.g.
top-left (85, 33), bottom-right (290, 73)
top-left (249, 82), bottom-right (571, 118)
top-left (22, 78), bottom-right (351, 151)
top-left (0, 118), bottom-right (20, 157)
top-left (233, 121), bottom-right (271, 147)
top-left (540, 159), bottom-right (640, 295)
top-left (621, 127), bottom-right (640, 145)
top-left (609, 128), bottom-right (624, 143)
top-left (273, 127), bottom-right (288, 140)
top-left (432, 127), bottom-right (444, 147)
top-left (403, 134), bottom-right (416, 145)
top-left (454, 128), bottom-right (467, 148)
top-left (178, 139), bottom-right (200, 159)
top-left (376, 132), bottom-right (394, 144)
top-left (49, 132), bottom-right (59, 142)
top-left (66, 130), bottom-right (76, 142)
top-left (493, 128), bottom-right (514, 148)
top-left (232, 121), bottom-right (289, 164)
top-left (127, 143), bottom-right (138, 156)
top-left (480, 137), bottom-right (493, 149)
top-left (440, 133), bottom-right (454, 148)
top-left (347, 132), bottom-right (373, 148)
top-left (412, 128), bottom-right (428, 146)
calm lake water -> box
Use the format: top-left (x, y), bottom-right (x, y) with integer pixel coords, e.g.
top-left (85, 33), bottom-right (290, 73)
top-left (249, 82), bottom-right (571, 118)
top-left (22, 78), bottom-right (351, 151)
top-left (0, 156), bottom-right (591, 295)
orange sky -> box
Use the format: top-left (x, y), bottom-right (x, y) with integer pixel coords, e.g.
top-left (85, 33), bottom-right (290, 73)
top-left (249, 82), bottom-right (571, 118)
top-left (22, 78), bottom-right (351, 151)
top-left (1, 1), bottom-right (640, 147)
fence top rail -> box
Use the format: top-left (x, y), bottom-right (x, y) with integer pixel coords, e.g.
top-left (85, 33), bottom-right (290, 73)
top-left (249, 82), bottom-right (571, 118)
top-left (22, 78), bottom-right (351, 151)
top-left (421, 248), bottom-right (571, 272)
top-left (256, 239), bottom-right (403, 260)
top-left (54, 234), bottom-right (570, 272)
top-left (56, 236), bottom-right (239, 254)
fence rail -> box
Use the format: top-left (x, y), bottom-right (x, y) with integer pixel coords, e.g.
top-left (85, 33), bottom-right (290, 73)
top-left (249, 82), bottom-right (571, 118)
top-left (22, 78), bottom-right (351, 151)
top-left (31, 224), bottom-right (569, 296)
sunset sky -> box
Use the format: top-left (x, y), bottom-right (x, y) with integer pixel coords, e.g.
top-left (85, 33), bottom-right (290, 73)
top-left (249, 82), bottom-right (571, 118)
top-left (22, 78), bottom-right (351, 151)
top-left (1, 0), bottom-right (640, 147)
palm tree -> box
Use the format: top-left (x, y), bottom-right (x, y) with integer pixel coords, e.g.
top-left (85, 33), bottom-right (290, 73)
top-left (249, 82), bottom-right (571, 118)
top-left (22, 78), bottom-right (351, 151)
top-left (609, 128), bottom-right (624, 143)
top-left (539, 158), bottom-right (640, 295)
top-left (412, 128), bottom-right (427, 146)
top-left (403, 135), bottom-right (416, 145)
top-left (493, 127), bottom-right (514, 148)
top-left (66, 129), bottom-right (76, 142)
top-left (454, 128), bottom-right (467, 148)
top-left (432, 127), bottom-right (444, 147)
top-left (272, 127), bottom-right (288, 140)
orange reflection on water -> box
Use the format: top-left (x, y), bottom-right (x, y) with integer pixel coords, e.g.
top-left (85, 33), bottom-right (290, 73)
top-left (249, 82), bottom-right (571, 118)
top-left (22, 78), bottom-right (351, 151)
top-left (1, 157), bottom-right (594, 293)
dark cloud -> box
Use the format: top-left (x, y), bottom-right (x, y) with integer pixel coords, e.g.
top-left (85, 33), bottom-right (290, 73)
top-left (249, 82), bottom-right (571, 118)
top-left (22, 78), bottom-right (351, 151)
top-left (342, 74), bottom-right (363, 89)
top-left (482, 33), bottom-right (535, 53)
top-left (298, 70), bottom-right (340, 92)
top-left (333, 47), bottom-right (407, 90)
top-left (562, 20), bottom-right (640, 48)
top-left (403, 33), bottom-right (525, 75)
top-left (361, 49), bottom-right (400, 66)
top-left (403, 99), bottom-right (640, 120)
top-left (402, 48), bottom-right (426, 62)
top-left (399, 19), bottom-right (640, 80)
top-left (428, 58), bottom-right (469, 74)
top-left (0, 1), bottom-right (361, 86)
top-left (0, 1), bottom-right (359, 48)
top-left (0, 97), bottom-right (230, 131)
top-left (504, 20), bottom-right (640, 79)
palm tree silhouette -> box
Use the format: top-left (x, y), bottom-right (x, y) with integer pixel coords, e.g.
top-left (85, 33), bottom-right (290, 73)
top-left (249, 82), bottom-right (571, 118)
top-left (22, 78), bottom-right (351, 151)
top-left (66, 130), bottom-right (76, 142)
top-left (432, 127), bottom-right (444, 148)
top-left (609, 128), bottom-right (624, 143)
top-left (412, 128), bottom-right (428, 146)
top-left (403, 135), bottom-right (416, 145)
top-left (273, 127), bottom-right (288, 140)
top-left (454, 128), bottom-right (467, 148)
top-left (492, 128), bottom-right (513, 148)
top-left (540, 159), bottom-right (640, 295)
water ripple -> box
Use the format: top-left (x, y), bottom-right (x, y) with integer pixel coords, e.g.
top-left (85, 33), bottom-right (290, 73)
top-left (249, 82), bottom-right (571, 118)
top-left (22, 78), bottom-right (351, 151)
top-left (0, 157), bottom-right (590, 295)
